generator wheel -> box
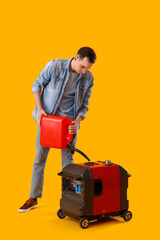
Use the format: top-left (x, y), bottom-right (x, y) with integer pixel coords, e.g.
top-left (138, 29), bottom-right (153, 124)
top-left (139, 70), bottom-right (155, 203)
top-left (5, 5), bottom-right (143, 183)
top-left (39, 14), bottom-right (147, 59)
top-left (79, 217), bottom-right (89, 229)
top-left (57, 209), bottom-right (66, 219)
top-left (122, 210), bottom-right (132, 221)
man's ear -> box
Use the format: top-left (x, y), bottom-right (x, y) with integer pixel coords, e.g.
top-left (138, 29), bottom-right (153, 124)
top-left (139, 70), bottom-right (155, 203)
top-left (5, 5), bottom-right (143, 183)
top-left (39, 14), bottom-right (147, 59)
top-left (74, 55), bottom-right (79, 61)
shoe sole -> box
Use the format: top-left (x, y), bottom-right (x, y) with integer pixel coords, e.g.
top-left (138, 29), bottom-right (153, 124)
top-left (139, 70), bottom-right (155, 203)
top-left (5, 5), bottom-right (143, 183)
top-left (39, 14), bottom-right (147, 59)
top-left (18, 204), bottom-right (38, 213)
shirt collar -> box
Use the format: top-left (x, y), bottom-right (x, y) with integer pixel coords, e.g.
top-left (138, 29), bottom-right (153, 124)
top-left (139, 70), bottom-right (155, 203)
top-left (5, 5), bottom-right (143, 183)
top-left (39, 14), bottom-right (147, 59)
top-left (64, 57), bottom-right (74, 70)
top-left (64, 58), bottom-right (84, 79)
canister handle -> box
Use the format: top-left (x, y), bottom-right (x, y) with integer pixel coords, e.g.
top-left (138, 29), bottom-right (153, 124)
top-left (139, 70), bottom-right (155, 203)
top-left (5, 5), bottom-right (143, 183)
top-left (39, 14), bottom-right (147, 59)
top-left (40, 115), bottom-right (44, 127)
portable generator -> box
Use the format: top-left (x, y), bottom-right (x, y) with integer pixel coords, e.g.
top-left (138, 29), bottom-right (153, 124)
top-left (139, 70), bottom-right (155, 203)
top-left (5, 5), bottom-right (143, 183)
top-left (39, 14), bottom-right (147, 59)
top-left (39, 115), bottom-right (132, 229)
top-left (57, 161), bottom-right (132, 229)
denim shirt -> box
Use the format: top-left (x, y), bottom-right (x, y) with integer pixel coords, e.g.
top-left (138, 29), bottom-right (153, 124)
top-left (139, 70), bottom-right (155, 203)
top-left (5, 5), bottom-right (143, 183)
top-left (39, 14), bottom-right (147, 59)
top-left (32, 58), bottom-right (94, 124)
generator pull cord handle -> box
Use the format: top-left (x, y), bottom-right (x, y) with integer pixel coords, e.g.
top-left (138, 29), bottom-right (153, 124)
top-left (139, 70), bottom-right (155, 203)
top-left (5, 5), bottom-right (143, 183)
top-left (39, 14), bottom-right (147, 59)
top-left (67, 144), bottom-right (90, 161)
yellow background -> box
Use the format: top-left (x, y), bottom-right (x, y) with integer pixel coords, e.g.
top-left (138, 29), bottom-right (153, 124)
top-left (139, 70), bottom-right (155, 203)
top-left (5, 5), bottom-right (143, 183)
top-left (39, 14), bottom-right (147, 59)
top-left (0, 0), bottom-right (159, 239)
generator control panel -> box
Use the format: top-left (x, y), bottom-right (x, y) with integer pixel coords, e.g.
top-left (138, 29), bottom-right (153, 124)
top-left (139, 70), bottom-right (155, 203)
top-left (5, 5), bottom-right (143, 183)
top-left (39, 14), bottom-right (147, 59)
top-left (62, 178), bottom-right (82, 195)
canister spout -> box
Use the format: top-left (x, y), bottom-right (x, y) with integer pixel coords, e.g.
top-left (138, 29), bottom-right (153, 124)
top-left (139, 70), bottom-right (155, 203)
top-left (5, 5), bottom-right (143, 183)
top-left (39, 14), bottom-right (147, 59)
top-left (67, 144), bottom-right (90, 161)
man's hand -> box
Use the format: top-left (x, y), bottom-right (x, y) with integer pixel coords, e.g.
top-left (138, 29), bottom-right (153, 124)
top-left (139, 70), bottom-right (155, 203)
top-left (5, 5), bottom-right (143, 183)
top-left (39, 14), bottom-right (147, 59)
top-left (69, 121), bottom-right (78, 134)
top-left (68, 115), bottom-right (83, 134)
top-left (38, 108), bottom-right (47, 125)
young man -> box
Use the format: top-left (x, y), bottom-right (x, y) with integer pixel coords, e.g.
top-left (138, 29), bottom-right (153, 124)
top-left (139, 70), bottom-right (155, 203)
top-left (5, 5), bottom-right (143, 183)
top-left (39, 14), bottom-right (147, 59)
top-left (18, 47), bottom-right (96, 213)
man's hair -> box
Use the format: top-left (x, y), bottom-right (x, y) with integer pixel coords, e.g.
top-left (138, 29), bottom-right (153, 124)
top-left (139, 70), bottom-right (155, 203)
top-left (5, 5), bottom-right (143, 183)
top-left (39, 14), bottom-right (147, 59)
top-left (77, 47), bottom-right (96, 63)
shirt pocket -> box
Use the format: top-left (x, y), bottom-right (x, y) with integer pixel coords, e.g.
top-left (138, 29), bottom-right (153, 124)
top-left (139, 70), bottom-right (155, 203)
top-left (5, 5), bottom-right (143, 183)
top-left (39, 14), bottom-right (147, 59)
top-left (79, 85), bottom-right (88, 100)
top-left (51, 76), bottom-right (63, 89)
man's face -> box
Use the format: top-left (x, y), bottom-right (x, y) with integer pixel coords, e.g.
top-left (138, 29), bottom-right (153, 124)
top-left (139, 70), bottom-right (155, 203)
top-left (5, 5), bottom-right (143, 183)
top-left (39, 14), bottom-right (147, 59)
top-left (74, 55), bottom-right (93, 74)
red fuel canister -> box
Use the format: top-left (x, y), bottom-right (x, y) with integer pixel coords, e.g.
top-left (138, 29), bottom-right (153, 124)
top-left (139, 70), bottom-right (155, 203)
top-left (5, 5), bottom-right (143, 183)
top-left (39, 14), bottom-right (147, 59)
top-left (40, 115), bottom-right (73, 149)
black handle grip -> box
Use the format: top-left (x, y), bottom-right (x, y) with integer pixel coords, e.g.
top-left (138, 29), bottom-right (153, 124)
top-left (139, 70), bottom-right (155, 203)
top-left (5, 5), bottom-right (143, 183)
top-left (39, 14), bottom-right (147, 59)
top-left (57, 171), bottom-right (82, 180)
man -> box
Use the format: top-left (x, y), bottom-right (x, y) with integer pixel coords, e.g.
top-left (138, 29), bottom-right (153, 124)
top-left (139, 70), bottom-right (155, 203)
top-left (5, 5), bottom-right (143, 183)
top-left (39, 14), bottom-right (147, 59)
top-left (18, 47), bottom-right (96, 213)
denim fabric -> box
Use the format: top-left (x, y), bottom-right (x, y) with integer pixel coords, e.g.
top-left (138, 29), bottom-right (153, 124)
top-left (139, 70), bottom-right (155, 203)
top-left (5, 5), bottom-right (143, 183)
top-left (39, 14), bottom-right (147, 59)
top-left (30, 125), bottom-right (78, 198)
top-left (32, 58), bottom-right (94, 123)
top-left (30, 58), bottom-right (94, 198)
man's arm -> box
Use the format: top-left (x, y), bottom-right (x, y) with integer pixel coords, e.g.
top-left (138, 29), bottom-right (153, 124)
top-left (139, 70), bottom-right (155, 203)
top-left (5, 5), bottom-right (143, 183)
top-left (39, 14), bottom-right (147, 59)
top-left (69, 76), bottom-right (94, 134)
top-left (77, 77), bottom-right (94, 120)
top-left (68, 115), bottom-right (83, 134)
top-left (32, 60), bottom-right (54, 124)
top-left (33, 92), bottom-right (47, 124)
top-left (32, 60), bottom-right (54, 93)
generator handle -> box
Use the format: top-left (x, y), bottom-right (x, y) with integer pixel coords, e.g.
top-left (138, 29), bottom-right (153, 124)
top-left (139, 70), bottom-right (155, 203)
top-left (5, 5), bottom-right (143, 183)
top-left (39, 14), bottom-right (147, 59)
top-left (58, 172), bottom-right (82, 180)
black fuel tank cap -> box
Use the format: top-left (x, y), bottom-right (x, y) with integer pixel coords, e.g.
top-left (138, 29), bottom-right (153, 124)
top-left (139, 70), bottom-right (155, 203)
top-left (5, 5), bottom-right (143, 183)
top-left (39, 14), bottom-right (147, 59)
top-left (84, 162), bottom-right (99, 166)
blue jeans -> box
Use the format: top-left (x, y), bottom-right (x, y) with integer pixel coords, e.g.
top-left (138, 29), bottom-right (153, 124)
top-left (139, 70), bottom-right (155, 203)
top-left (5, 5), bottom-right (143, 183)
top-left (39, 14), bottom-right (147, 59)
top-left (30, 125), bottom-right (78, 198)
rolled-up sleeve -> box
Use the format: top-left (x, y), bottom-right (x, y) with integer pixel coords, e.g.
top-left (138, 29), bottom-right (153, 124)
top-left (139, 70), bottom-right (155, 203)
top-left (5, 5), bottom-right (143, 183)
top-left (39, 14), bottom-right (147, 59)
top-left (77, 77), bottom-right (94, 120)
top-left (32, 60), bottom-right (54, 93)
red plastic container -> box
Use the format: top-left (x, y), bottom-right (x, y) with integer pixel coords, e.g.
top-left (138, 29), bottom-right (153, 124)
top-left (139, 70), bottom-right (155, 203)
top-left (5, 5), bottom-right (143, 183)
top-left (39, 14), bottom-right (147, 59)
top-left (40, 115), bottom-right (73, 149)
